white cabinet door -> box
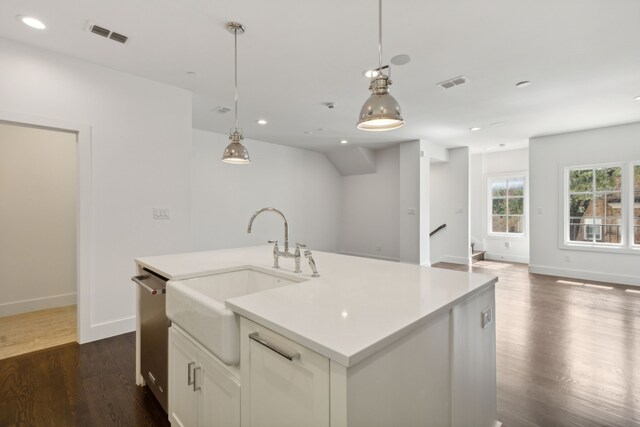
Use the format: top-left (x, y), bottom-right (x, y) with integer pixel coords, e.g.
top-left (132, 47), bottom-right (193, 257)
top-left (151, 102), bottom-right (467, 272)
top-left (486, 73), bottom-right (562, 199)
top-left (198, 349), bottom-right (241, 427)
top-left (169, 327), bottom-right (199, 427)
top-left (241, 319), bottom-right (330, 427)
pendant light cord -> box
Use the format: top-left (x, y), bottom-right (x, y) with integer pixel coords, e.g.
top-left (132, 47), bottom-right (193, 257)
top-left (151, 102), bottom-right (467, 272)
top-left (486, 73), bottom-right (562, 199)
top-left (234, 27), bottom-right (239, 131)
top-left (378, 0), bottom-right (382, 72)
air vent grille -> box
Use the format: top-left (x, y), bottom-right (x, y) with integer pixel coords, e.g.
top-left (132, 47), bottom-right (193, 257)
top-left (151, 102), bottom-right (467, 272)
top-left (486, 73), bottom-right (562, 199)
top-left (109, 32), bottom-right (128, 44)
top-left (87, 21), bottom-right (129, 44)
top-left (214, 106), bottom-right (231, 114)
top-left (90, 24), bottom-right (110, 38)
top-left (436, 76), bottom-right (469, 89)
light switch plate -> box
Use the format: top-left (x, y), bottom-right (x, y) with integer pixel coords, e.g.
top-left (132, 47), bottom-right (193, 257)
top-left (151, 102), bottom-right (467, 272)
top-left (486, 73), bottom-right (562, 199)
top-left (481, 307), bottom-right (492, 329)
top-left (153, 207), bottom-right (171, 219)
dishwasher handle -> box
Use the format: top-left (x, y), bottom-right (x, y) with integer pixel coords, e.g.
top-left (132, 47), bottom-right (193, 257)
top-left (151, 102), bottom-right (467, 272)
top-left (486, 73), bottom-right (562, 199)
top-left (132, 275), bottom-right (166, 295)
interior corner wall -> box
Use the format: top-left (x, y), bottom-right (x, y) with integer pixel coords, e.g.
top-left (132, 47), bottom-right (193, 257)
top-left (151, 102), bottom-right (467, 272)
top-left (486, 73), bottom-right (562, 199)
top-left (191, 129), bottom-right (341, 253)
top-left (471, 148), bottom-right (530, 263)
top-left (0, 124), bottom-right (77, 316)
top-left (399, 141), bottom-right (421, 264)
top-left (419, 141), bottom-right (431, 266)
top-left (469, 153), bottom-right (484, 248)
top-left (0, 38), bottom-right (192, 342)
top-left (430, 147), bottom-right (470, 265)
top-left (340, 146), bottom-right (400, 261)
top-left (529, 122), bottom-right (640, 285)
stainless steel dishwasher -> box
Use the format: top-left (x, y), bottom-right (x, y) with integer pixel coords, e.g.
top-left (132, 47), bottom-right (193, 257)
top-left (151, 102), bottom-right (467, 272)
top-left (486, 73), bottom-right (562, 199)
top-left (132, 269), bottom-right (169, 413)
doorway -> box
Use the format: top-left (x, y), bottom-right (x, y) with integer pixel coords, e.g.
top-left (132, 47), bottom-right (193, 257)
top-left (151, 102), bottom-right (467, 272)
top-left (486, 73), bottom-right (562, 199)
top-left (0, 122), bottom-right (78, 359)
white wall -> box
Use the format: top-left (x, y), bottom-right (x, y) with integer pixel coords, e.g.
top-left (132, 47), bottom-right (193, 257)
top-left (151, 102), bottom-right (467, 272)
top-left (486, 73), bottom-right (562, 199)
top-left (340, 146), bottom-right (400, 260)
top-left (530, 122), bottom-right (640, 286)
top-left (0, 38), bottom-right (192, 342)
top-left (191, 129), bottom-right (341, 254)
top-left (470, 148), bottom-right (530, 263)
top-left (430, 147), bottom-right (470, 265)
top-left (399, 141), bottom-right (421, 264)
top-left (0, 124), bottom-right (76, 316)
top-left (469, 153), bottom-right (484, 248)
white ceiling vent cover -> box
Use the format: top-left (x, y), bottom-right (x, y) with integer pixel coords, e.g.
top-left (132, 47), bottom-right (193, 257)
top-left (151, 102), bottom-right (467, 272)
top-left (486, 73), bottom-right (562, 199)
top-left (436, 76), bottom-right (469, 89)
top-left (86, 21), bottom-right (129, 44)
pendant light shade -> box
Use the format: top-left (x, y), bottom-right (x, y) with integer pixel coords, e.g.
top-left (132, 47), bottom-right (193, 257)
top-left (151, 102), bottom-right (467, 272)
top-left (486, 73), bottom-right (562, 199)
top-left (357, 76), bottom-right (404, 131)
top-left (222, 129), bottom-right (250, 164)
top-left (357, 0), bottom-right (405, 131)
top-left (222, 22), bottom-right (250, 164)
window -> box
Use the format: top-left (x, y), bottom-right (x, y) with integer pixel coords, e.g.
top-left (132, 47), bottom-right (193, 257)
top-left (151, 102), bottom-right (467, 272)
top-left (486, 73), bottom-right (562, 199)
top-left (634, 164), bottom-right (640, 246)
top-left (567, 166), bottom-right (622, 245)
top-left (489, 176), bottom-right (525, 235)
top-left (563, 162), bottom-right (640, 251)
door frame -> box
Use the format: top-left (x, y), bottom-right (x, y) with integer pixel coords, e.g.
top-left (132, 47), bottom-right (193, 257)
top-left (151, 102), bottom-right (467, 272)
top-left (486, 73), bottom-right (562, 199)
top-left (0, 110), bottom-right (93, 344)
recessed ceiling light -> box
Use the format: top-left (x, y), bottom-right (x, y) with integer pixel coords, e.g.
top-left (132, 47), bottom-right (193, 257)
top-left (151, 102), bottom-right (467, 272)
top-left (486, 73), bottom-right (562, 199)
top-left (469, 127), bottom-right (482, 132)
top-left (515, 81), bottom-right (531, 88)
top-left (634, 95), bottom-right (640, 101)
top-left (17, 15), bottom-right (46, 30)
top-left (304, 130), bottom-right (313, 135)
top-left (390, 54), bottom-right (411, 66)
top-left (186, 71), bottom-right (197, 76)
top-left (340, 139), bottom-right (348, 144)
top-left (256, 119), bottom-right (267, 125)
top-left (363, 69), bottom-right (380, 78)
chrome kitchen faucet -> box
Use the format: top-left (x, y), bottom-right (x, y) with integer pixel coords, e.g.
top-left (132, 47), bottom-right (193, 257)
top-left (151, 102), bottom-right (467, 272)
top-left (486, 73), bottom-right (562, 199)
top-left (247, 207), bottom-right (318, 276)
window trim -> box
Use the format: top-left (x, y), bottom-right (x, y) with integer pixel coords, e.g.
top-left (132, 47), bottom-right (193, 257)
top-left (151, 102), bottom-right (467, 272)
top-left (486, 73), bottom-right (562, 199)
top-left (631, 162), bottom-right (640, 249)
top-left (486, 172), bottom-right (528, 239)
top-left (560, 161), bottom-right (640, 254)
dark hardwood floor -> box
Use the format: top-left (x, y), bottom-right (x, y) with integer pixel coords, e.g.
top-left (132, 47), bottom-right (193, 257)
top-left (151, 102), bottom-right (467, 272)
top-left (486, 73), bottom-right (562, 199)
top-left (435, 260), bottom-right (640, 427)
top-left (0, 332), bottom-right (169, 427)
top-left (1, 261), bottom-right (638, 426)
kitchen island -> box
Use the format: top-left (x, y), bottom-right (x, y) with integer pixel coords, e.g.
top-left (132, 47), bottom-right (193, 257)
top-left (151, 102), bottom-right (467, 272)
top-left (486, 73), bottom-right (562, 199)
top-left (136, 245), bottom-right (499, 427)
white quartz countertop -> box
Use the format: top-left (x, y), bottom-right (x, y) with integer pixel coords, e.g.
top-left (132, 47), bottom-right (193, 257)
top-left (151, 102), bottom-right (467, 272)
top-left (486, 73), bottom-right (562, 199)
top-left (136, 246), bottom-right (497, 367)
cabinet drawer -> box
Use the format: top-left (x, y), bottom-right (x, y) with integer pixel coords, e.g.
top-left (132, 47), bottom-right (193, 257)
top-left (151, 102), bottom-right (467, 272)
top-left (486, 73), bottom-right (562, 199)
top-left (240, 318), bottom-right (329, 427)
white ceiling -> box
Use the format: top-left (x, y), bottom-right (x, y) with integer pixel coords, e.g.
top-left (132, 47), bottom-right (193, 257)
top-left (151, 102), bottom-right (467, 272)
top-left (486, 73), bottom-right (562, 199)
top-left (1, 0), bottom-right (639, 154)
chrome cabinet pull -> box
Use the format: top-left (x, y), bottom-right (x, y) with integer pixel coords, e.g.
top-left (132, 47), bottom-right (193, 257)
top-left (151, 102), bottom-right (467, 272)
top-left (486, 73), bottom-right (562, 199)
top-left (131, 275), bottom-right (166, 295)
top-left (187, 361), bottom-right (195, 386)
top-left (193, 366), bottom-right (202, 391)
top-left (249, 332), bottom-right (300, 361)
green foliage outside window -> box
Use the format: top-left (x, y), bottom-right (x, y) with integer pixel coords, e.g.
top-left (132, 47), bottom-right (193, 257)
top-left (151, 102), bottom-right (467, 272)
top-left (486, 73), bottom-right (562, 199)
top-left (491, 177), bottom-right (524, 234)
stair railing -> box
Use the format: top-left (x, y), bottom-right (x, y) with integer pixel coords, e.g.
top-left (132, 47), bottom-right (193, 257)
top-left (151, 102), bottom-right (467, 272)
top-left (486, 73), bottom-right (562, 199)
top-left (429, 223), bottom-right (446, 237)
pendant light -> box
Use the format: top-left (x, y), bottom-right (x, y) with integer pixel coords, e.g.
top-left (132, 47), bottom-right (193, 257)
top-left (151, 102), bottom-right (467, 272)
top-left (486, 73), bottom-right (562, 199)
top-left (222, 22), bottom-right (250, 164)
top-left (356, 0), bottom-right (405, 131)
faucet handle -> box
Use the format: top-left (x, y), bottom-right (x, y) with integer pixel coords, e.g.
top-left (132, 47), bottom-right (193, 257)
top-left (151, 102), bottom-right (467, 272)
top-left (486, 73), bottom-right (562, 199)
top-left (296, 243), bottom-right (306, 249)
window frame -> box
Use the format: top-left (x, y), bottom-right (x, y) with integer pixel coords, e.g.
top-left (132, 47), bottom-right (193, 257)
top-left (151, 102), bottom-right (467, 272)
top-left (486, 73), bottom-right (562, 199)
top-left (560, 161), bottom-right (640, 253)
top-left (631, 162), bottom-right (640, 249)
top-left (486, 173), bottom-right (528, 239)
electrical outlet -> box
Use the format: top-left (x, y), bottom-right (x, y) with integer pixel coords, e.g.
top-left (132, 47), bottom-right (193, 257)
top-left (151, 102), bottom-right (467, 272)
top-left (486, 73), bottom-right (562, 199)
top-left (481, 307), bottom-right (492, 329)
top-left (504, 241), bottom-right (510, 248)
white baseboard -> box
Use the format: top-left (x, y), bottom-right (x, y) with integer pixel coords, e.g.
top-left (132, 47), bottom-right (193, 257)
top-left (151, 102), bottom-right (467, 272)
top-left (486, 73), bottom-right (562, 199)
top-left (0, 292), bottom-right (76, 317)
top-left (438, 255), bottom-right (471, 265)
top-left (339, 251), bottom-right (400, 262)
top-left (529, 264), bottom-right (640, 287)
top-left (79, 315), bottom-right (136, 344)
top-left (485, 252), bottom-right (530, 264)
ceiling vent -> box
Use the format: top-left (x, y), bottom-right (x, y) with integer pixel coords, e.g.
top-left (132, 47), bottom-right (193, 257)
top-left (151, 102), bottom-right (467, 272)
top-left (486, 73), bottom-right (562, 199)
top-left (436, 76), bottom-right (469, 89)
top-left (86, 21), bottom-right (129, 44)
